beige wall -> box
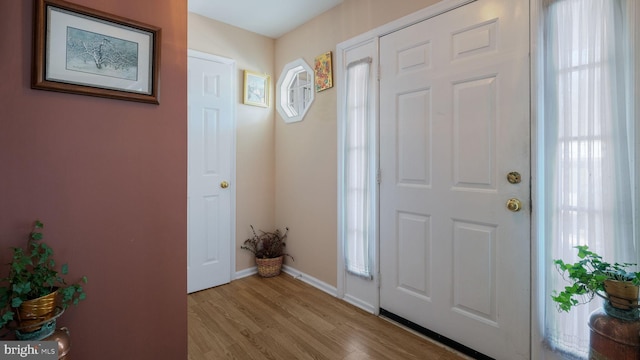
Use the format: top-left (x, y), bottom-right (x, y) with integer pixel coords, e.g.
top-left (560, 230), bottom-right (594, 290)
top-left (275, 0), bottom-right (441, 286)
top-left (188, 14), bottom-right (277, 271)
top-left (188, 0), bottom-right (443, 284)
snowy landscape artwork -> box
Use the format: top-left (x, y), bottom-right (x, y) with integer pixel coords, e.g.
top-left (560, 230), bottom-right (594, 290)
top-left (66, 27), bottom-right (139, 81)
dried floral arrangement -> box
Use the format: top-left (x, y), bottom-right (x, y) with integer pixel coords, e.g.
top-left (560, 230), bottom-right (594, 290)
top-left (241, 225), bottom-right (293, 260)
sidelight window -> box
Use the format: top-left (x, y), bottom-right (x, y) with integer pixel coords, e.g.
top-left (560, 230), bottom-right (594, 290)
top-left (342, 57), bottom-right (375, 279)
top-left (542, 0), bottom-right (637, 357)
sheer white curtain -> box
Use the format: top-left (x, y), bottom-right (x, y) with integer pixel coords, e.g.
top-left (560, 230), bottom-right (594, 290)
top-left (343, 58), bottom-right (374, 278)
top-left (543, 0), bottom-right (636, 357)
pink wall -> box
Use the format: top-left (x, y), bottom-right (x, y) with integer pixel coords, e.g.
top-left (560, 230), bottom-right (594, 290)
top-left (0, 1), bottom-right (187, 359)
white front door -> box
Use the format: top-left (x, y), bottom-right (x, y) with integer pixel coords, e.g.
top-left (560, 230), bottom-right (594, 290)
top-left (187, 50), bottom-right (235, 293)
top-left (379, 0), bottom-right (530, 359)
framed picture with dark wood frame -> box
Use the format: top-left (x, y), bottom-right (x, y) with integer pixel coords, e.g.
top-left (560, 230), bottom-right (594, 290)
top-left (32, 0), bottom-right (161, 104)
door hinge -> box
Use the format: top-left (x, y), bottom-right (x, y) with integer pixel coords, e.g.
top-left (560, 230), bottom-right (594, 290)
top-left (377, 169), bottom-right (381, 184)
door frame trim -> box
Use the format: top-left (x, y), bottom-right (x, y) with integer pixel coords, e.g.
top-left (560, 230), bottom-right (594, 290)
top-left (529, 1), bottom-right (546, 358)
top-left (187, 49), bottom-right (237, 283)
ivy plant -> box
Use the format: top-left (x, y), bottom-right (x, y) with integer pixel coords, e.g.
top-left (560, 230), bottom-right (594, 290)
top-left (0, 220), bottom-right (87, 328)
top-left (552, 245), bottom-right (640, 312)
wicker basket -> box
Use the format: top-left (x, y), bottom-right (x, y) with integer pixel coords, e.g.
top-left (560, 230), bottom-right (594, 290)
top-left (256, 256), bottom-right (283, 277)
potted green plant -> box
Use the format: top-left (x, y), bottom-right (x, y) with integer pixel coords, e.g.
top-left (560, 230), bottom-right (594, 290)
top-left (0, 220), bottom-right (87, 333)
top-left (552, 245), bottom-right (640, 314)
top-left (241, 225), bottom-right (293, 277)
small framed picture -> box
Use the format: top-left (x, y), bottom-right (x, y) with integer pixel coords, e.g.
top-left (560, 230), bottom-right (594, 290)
top-left (243, 70), bottom-right (270, 107)
top-left (314, 51), bottom-right (333, 92)
top-left (32, 0), bottom-right (161, 104)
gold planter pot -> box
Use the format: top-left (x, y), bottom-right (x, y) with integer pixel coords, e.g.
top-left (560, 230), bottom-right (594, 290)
top-left (604, 280), bottom-right (639, 310)
top-left (17, 289), bottom-right (60, 332)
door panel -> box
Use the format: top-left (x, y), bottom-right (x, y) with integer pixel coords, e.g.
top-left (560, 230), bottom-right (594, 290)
top-left (379, 0), bottom-right (530, 359)
top-left (453, 76), bottom-right (496, 187)
top-left (397, 212), bottom-right (431, 298)
top-left (398, 90), bottom-right (432, 185)
top-left (187, 52), bottom-right (234, 293)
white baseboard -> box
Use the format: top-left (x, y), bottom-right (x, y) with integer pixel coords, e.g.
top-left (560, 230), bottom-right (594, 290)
top-left (282, 265), bottom-right (338, 297)
top-left (235, 267), bottom-right (257, 279)
top-left (343, 294), bottom-right (377, 314)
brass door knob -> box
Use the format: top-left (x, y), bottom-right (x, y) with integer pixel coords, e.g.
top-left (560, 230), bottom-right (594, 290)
top-left (220, 181), bottom-right (229, 189)
top-left (506, 198), bottom-right (522, 212)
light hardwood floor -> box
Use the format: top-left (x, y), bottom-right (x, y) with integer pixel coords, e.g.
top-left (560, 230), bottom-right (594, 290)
top-left (188, 273), bottom-right (469, 360)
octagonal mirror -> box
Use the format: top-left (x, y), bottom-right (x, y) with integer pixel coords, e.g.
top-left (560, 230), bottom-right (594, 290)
top-left (276, 58), bottom-right (314, 123)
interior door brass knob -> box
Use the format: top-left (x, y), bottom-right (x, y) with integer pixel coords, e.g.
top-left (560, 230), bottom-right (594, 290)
top-left (220, 181), bottom-right (229, 189)
top-left (506, 198), bottom-right (522, 212)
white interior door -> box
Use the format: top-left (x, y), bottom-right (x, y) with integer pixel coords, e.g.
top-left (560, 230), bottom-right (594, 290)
top-left (187, 50), bottom-right (235, 293)
top-left (379, 0), bottom-right (530, 359)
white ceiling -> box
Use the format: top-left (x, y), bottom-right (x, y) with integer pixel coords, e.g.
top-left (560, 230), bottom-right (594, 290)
top-left (188, 0), bottom-right (344, 39)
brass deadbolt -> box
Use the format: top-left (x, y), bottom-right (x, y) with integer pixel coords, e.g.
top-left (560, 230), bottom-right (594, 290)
top-left (507, 172), bottom-right (522, 184)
